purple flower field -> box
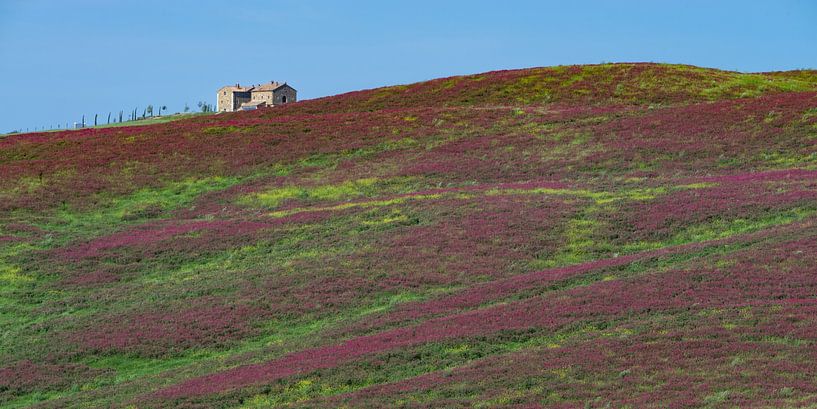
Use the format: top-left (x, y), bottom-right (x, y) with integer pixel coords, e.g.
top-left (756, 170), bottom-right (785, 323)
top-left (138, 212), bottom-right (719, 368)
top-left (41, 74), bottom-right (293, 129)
top-left (1, 63), bottom-right (817, 408)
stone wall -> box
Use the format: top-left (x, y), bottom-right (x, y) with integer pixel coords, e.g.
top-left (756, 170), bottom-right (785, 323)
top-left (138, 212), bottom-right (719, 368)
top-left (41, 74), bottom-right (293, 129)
top-left (251, 91), bottom-right (275, 105)
top-left (272, 85), bottom-right (297, 105)
top-left (217, 88), bottom-right (233, 112)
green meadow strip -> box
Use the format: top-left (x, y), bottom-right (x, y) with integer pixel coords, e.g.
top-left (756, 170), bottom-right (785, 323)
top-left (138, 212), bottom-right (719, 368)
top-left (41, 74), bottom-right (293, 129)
top-left (15, 176), bottom-right (243, 248)
top-left (237, 320), bottom-right (623, 408)
top-left (264, 183), bottom-right (714, 218)
top-left (622, 207), bottom-right (816, 253)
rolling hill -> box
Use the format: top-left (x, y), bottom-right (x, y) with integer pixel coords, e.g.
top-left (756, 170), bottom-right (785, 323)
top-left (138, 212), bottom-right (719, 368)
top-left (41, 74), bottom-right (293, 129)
top-left (2, 63), bottom-right (817, 408)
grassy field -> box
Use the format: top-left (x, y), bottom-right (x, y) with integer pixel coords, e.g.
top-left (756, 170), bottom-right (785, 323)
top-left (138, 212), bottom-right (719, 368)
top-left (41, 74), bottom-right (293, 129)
top-left (1, 112), bottom-right (216, 138)
top-left (90, 112), bottom-right (217, 129)
top-left (1, 63), bottom-right (817, 408)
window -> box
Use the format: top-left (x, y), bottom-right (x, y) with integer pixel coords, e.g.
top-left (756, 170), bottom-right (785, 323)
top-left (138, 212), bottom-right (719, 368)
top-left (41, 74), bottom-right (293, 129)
top-left (282, 95), bottom-right (288, 103)
top-left (223, 91), bottom-right (226, 95)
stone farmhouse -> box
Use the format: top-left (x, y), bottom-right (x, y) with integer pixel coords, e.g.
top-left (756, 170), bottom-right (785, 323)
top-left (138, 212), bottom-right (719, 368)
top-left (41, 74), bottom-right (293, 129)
top-left (217, 81), bottom-right (297, 112)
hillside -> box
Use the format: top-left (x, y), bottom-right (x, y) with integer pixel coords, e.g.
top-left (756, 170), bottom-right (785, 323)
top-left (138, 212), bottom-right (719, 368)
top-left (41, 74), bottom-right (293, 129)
top-left (1, 63), bottom-right (817, 408)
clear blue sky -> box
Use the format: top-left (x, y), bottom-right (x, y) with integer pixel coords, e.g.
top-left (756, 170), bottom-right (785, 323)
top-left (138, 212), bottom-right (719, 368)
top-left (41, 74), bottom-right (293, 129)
top-left (1, 0), bottom-right (816, 132)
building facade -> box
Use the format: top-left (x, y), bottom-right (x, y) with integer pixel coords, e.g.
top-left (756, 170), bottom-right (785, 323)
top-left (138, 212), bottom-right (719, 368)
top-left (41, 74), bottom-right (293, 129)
top-left (217, 82), bottom-right (297, 112)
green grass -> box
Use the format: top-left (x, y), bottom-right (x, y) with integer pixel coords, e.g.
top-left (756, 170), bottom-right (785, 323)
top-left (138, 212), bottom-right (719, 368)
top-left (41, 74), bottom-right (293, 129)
top-left (701, 73), bottom-right (817, 99)
top-left (1, 113), bottom-right (217, 137)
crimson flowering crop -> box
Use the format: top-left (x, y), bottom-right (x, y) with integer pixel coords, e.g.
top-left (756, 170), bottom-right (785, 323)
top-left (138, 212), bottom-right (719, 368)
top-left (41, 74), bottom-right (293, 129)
top-left (60, 269), bottom-right (120, 286)
top-left (687, 168), bottom-right (817, 184)
top-left (3, 64), bottom-right (817, 408)
top-left (155, 230), bottom-right (817, 399)
top-left (73, 298), bottom-right (264, 357)
top-left (327, 321), bottom-right (817, 408)
top-left (623, 178), bottom-right (817, 242)
top-left (57, 219), bottom-right (273, 261)
top-left (0, 360), bottom-right (109, 401)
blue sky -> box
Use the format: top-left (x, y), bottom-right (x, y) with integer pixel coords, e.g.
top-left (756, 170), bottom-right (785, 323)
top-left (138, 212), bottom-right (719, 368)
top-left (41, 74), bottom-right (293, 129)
top-left (1, 0), bottom-right (815, 132)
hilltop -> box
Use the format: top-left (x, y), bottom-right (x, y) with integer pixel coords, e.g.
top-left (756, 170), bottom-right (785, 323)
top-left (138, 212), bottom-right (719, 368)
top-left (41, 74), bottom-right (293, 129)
top-left (1, 63), bottom-right (817, 408)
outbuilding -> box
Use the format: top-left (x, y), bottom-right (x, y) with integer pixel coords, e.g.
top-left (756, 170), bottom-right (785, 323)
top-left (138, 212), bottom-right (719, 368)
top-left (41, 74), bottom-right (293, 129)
top-left (240, 101), bottom-right (267, 111)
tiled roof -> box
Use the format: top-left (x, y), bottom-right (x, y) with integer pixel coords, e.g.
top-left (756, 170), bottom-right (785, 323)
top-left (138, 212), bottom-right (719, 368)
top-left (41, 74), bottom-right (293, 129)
top-left (219, 87), bottom-right (252, 94)
top-left (252, 82), bottom-right (283, 92)
top-left (220, 81), bottom-right (295, 94)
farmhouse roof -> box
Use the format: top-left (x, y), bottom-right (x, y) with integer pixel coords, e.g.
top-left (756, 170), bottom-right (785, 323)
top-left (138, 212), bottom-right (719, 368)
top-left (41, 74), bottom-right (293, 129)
top-left (219, 82), bottom-right (295, 93)
top-left (253, 82), bottom-right (285, 91)
top-left (218, 85), bottom-right (253, 92)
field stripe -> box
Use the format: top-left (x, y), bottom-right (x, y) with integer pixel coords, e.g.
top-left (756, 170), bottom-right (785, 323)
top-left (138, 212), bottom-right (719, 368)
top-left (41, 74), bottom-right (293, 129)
top-left (151, 217), bottom-right (814, 400)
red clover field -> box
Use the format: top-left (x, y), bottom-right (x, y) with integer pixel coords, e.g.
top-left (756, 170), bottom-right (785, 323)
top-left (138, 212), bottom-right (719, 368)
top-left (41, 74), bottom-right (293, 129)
top-left (2, 63), bottom-right (817, 408)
